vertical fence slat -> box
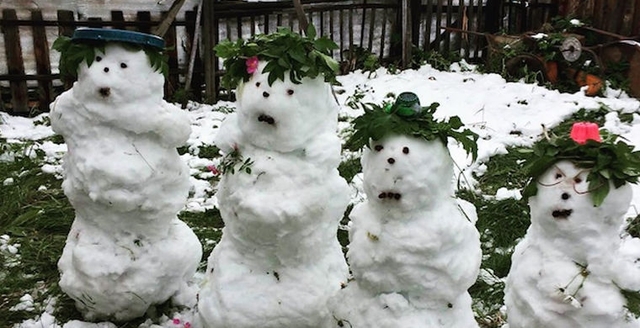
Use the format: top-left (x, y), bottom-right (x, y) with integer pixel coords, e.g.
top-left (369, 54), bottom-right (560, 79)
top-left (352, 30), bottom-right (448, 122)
top-left (185, 10), bottom-right (203, 101)
top-left (202, 1), bottom-right (216, 103)
top-left (264, 14), bottom-right (270, 34)
top-left (424, 0), bottom-right (433, 51)
top-left (634, 0), bottom-right (640, 35)
top-left (31, 10), bottom-right (53, 112)
top-left (368, 8), bottom-right (376, 52)
top-left (444, 0), bottom-right (453, 51)
top-left (3, 9), bottom-right (29, 114)
top-left (433, 0), bottom-right (444, 51)
top-left (164, 19), bottom-right (179, 99)
top-left (137, 11), bottom-right (152, 33)
top-left (57, 10), bottom-right (75, 37)
top-left (456, 0), bottom-right (464, 58)
top-left (349, 8), bottom-right (354, 48)
top-left (379, 8), bottom-right (387, 59)
top-left (111, 11), bottom-right (126, 30)
top-left (339, 9), bottom-right (345, 62)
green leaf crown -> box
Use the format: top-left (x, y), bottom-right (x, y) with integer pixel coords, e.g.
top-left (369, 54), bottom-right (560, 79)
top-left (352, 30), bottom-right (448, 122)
top-left (345, 100), bottom-right (479, 161)
top-left (521, 129), bottom-right (640, 207)
top-left (214, 25), bottom-right (339, 89)
top-left (52, 36), bottom-right (169, 81)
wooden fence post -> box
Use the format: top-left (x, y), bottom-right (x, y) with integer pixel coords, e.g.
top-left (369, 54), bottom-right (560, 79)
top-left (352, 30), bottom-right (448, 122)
top-left (31, 10), bottom-right (54, 112)
top-left (401, 0), bottom-right (412, 67)
top-left (3, 9), bottom-right (29, 115)
top-left (202, 0), bottom-right (217, 103)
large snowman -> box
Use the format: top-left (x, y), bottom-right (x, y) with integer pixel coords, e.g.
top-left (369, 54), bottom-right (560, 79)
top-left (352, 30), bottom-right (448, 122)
top-left (50, 28), bottom-right (202, 322)
top-left (197, 30), bottom-right (350, 328)
top-left (331, 94), bottom-right (482, 327)
top-left (505, 122), bottom-right (640, 328)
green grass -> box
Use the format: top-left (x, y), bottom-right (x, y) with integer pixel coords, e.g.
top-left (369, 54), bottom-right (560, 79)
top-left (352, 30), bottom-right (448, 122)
top-left (0, 139), bottom-right (76, 324)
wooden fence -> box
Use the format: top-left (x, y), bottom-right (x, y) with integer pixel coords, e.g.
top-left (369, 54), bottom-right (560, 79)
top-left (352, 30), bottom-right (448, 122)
top-left (558, 0), bottom-right (640, 37)
top-left (1, 0), bottom-right (560, 116)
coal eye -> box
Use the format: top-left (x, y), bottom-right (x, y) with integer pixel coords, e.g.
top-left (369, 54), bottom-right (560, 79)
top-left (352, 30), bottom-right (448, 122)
top-left (96, 56), bottom-right (102, 62)
top-left (120, 63), bottom-right (127, 69)
top-left (374, 145), bottom-right (383, 152)
top-left (574, 177), bottom-right (582, 183)
top-left (287, 89), bottom-right (294, 95)
top-left (402, 147), bottom-right (409, 154)
top-left (256, 82), bottom-right (261, 87)
top-left (555, 173), bottom-right (563, 179)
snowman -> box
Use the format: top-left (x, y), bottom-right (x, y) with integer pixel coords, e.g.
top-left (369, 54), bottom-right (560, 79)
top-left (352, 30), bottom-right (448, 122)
top-left (50, 28), bottom-right (202, 322)
top-left (331, 93), bottom-right (482, 328)
top-left (505, 122), bottom-right (640, 328)
top-left (197, 29), bottom-right (350, 328)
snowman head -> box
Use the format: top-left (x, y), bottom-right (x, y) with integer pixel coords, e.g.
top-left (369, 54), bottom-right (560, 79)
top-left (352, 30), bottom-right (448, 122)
top-left (235, 61), bottom-right (337, 152)
top-left (362, 134), bottom-right (453, 213)
top-left (72, 43), bottom-right (164, 107)
top-left (529, 160), bottom-right (632, 241)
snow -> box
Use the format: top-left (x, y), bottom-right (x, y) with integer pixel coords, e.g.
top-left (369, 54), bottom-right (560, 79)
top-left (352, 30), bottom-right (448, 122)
top-left (1, 59), bottom-right (640, 327)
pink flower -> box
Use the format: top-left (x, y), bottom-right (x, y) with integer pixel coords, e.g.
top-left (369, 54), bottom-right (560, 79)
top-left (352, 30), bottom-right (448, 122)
top-left (246, 56), bottom-right (259, 74)
top-left (206, 165), bottom-right (219, 175)
top-left (570, 122), bottom-right (602, 144)
top-left (184, 323), bottom-right (192, 328)
top-left (172, 318), bottom-right (181, 325)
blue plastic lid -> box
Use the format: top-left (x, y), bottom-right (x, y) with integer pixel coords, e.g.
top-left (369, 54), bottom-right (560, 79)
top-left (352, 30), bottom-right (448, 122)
top-left (71, 28), bottom-right (165, 50)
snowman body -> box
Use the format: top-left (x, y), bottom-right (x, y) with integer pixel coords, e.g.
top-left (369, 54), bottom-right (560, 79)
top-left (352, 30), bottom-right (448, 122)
top-left (197, 62), bottom-right (350, 328)
top-left (51, 43), bottom-right (202, 321)
top-left (332, 135), bottom-right (482, 328)
top-left (505, 160), bottom-right (640, 328)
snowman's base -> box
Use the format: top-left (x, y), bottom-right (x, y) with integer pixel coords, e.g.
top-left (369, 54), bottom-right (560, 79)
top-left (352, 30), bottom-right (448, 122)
top-left (58, 218), bottom-right (202, 322)
top-left (197, 234), bottom-right (348, 328)
top-left (330, 283), bottom-right (478, 328)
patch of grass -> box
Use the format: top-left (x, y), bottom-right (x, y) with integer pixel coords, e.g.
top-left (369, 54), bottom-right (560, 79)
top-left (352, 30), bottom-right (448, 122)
top-left (338, 155), bottom-right (362, 183)
top-left (196, 144), bottom-right (221, 160)
top-left (179, 208), bottom-right (224, 270)
top-left (0, 142), bottom-right (75, 325)
top-left (475, 148), bottom-right (530, 196)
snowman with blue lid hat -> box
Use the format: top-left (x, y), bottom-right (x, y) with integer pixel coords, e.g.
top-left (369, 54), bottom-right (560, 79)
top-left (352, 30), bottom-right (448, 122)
top-left (50, 28), bottom-right (202, 322)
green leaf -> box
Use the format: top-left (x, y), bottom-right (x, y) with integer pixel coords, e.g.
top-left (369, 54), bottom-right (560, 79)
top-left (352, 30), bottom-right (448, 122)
top-left (306, 24), bottom-right (317, 39)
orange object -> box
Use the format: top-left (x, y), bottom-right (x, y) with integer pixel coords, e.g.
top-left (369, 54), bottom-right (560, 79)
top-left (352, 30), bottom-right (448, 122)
top-left (574, 71), bottom-right (603, 96)
top-left (545, 61), bottom-right (558, 84)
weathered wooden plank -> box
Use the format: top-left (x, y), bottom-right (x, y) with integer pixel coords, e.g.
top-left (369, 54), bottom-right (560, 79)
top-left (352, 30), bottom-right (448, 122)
top-left (136, 11), bottom-right (152, 33)
top-left (57, 10), bottom-right (75, 37)
top-left (111, 11), bottom-right (126, 30)
top-left (164, 20), bottom-right (179, 99)
top-left (368, 7), bottom-right (376, 52)
top-left (423, 0), bottom-right (433, 51)
top-left (380, 8), bottom-right (387, 58)
top-left (3, 9), bottom-right (29, 114)
top-left (202, 0), bottom-right (216, 103)
top-left (401, 0), bottom-right (411, 67)
top-left (634, 0), bottom-right (640, 35)
top-left (339, 9), bottom-right (345, 62)
top-left (31, 10), bottom-right (54, 112)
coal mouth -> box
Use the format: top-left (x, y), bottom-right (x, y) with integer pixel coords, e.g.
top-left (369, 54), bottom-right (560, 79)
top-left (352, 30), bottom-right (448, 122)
top-left (257, 114), bottom-right (275, 125)
top-left (99, 87), bottom-right (111, 97)
top-left (378, 191), bottom-right (402, 200)
top-left (552, 209), bottom-right (573, 219)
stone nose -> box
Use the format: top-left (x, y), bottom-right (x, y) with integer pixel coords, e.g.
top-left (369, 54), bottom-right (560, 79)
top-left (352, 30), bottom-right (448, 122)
top-left (561, 192), bottom-right (570, 200)
top-left (387, 158), bottom-right (395, 164)
top-left (263, 91), bottom-right (270, 98)
top-left (103, 67), bottom-right (109, 73)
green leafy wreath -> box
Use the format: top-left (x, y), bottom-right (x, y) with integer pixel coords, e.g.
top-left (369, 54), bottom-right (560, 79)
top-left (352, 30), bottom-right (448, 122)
top-left (214, 25), bottom-right (339, 89)
top-left (344, 101), bottom-right (479, 161)
top-left (521, 130), bottom-right (640, 207)
top-left (52, 36), bottom-right (169, 81)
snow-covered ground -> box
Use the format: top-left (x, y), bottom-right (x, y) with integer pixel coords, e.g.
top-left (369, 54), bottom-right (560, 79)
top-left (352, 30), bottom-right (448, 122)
top-left (2, 62), bottom-right (640, 327)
